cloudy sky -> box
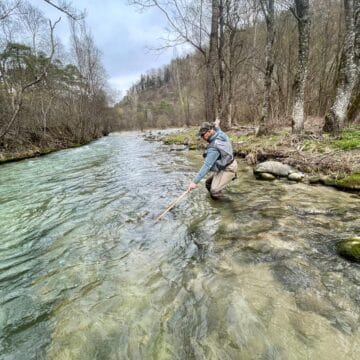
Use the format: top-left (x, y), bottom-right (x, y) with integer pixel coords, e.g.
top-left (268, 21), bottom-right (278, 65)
top-left (33, 0), bottom-right (183, 99)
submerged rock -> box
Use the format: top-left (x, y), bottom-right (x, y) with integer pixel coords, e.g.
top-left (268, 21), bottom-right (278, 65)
top-left (336, 237), bottom-right (360, 262)
top-left (272, 260), bottom-right (315, 292)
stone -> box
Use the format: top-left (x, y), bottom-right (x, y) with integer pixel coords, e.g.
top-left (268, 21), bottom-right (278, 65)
top-left (336, 237), bottom-right (360, 262)
top-left (257, 172), bottom-right (276, 181)
top-left (169, 144), bottom-right (187, 151)
top-left (287, 172), bottom-right (304, 181)
top-left (254, 161), bottom-right (293, 177)
top-left (308, 176), bottom-right (322, 184)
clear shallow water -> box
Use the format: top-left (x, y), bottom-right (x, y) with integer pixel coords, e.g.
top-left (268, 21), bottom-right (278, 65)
top-left (0, 131), bottom-right (359, 360)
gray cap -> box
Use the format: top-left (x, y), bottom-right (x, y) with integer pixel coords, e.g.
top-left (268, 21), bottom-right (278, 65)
top-left (198, 122), bottom-right (214, 136)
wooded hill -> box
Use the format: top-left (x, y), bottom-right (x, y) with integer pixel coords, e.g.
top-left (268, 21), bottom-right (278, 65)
top-left (118, 0), bottom-right (359, 134)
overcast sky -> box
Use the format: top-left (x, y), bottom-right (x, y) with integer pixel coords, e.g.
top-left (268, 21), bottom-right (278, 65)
top-left (32, 0), bottom-right (183, 100)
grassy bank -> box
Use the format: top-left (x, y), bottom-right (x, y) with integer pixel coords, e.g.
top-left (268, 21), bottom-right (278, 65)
top-left (159, 126), bottom-right (360, 191)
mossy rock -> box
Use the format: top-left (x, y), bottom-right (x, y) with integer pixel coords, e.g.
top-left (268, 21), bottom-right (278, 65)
top-left (188, 144), bottom-right (198, 150)
top-left (334, 173), bottom-right (360, 191)
top-left (336, 237), bottom-right (360, 262)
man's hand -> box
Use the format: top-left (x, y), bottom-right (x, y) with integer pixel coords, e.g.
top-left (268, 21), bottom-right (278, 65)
top-left (214, 117), bottom-right (220, 128)
top-left (188, 182), bottom-right (197, 192)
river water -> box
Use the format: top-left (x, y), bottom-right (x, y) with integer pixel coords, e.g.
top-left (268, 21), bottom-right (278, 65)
top-left (0, 131), bottom-right (359, 360)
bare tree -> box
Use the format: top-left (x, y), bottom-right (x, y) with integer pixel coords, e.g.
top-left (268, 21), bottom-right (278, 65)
top-left (323, 0), bottom-right (357, 134)
top-left (19, 2), bottom-right (47, 54)
top-left (69, 18), bottom-right (107, 140)
top-left (290, 0), bottom-right (311, 134)
top-left (206, 0), bottom-right (220, 122)
top-left (257, 0), bottom-right (275, 135)
top-left (130, 0), bottom-right (223, 122)
top-left (221, 0), bottom-right (252, 128)
top-left (345, 0), bottom-right (359, 123)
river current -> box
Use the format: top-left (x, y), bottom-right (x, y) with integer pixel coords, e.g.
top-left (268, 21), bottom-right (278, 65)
top-left (0, 131), bottom-right (359, 360)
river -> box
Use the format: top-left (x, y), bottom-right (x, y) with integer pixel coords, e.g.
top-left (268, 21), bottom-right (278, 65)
top-left (0, 131), bottom-right (359, 360)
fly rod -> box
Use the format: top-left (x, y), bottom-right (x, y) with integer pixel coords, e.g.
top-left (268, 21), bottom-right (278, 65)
top-left (155, 189), bottom-right (190, 222)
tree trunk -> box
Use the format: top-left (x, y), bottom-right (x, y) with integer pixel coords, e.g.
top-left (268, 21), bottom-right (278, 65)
top-left (225, 18), bottom-right (235, 129)
top-left (291, 0), bottom-right (311, 134)
top-left (324, 0), bottom-right (356, 134)
top-left (346, 0), bottom-right (359, 123)
top-left (218, 0), bottom-right (225, 119)
top-left (258, 0), bottom-right (275, 136)
top-left (206, 0), bottom-right (220, 123)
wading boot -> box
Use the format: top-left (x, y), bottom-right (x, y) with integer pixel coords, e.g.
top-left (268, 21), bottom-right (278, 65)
top-left (210, 190), bottom-right (224, 200)
top-left (205, 177), bottom-right (213, 192)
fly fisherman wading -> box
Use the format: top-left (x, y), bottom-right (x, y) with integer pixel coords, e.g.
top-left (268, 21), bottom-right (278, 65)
top-left (187, 119), bottom-right (238, 199)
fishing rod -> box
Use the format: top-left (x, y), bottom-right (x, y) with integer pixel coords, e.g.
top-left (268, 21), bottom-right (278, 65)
top-left (155, 189), bottom-right (190, 222)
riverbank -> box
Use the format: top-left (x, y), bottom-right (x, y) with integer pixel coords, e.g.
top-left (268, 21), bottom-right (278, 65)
top-left (149, 124), bottom-right (360, 192)
top-left (0, 134), bottom-right (106, 165)
top-left (2, 125), bottom-right (359, 192)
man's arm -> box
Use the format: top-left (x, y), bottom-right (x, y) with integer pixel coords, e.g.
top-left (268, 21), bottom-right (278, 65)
top-left (188, 148), bottom-right (219, 192)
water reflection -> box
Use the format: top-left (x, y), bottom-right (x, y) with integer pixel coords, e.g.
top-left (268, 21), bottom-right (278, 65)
top-left (0, 132), bottom-right (359, 359)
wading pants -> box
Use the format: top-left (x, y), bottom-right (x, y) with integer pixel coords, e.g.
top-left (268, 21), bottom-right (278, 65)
top-left (205, 160), bottom-right (238, 198)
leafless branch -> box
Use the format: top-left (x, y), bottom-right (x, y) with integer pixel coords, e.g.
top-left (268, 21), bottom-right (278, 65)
top-left (130, 0), bottom-right (206, 56)
top-left (43, 0), bottom-right (85, 20)
top-left (0, 0), bottom-right (21, 21)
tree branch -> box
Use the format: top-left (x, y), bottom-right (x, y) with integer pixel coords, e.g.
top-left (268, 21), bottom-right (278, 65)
top-left (0, 0), bottom-right (21, 21)
top-left (43, 0), bottom-right (85, 20)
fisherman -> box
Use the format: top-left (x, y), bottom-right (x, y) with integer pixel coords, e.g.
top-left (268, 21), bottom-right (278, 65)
top-left (187, 118), bottom-right (237, 199)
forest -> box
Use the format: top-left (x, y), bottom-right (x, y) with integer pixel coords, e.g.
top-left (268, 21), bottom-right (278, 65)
top-left (118, 0), bottom-right (359, 135)
top-left (0, 0), bottom-right (359, 161)
top-left (0, 0), bottom-right (118, 160)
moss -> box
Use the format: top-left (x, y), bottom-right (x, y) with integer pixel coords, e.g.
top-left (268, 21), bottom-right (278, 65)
top-left (301, 128), bottom-right (360, 153)
top-left (332, 127), bottom-right (360, 150)
top-left (335, 173), bottom-right (360, 190)
top-left (163, 129), bottom-right (197, 145)
top-left (336, 237), bottom-right (360, 262)
top-left (229, 134), bottom-right (249, 143)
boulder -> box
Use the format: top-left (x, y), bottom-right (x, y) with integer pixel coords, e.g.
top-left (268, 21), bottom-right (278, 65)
top-left (254, 161), bottom-right (293, 177)
top-left (336, 237), bottom-right (360, 262)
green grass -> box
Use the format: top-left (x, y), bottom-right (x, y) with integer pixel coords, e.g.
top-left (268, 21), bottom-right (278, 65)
top-left (302, 139), bottom-right (330, 153)
top-left (335, 172), bottom-right (360, 189)
top-left (332, 128), bottom-right (360, 150)
top-left (302, 127), bottom-right (360, 153)
top-left (162, 129), bottom-right (197, 144)
top-left (161, 126), bottom-right (360, 155)
top-left (229, 134), bottom-right (249, 143)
